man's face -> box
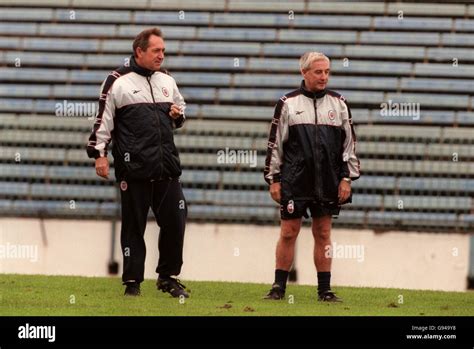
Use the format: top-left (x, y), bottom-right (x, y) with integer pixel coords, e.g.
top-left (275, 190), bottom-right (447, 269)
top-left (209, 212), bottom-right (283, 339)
top-left (135, 35), bottom-right (165, 71)
top-left (301, 59), bottom-right (330, 92)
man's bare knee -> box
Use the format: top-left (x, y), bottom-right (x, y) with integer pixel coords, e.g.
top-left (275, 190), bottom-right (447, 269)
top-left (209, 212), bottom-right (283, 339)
top-left (314, 227), bottom-right (331, 242)
top-left (280, 220), bottom-right (301, 241)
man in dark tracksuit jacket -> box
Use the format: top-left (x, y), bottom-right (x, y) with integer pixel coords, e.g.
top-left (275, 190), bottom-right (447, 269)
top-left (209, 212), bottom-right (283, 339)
top-left (87, 28), bottom-right (188, 298)
top-left (263, 52), bottom-right (360, 302)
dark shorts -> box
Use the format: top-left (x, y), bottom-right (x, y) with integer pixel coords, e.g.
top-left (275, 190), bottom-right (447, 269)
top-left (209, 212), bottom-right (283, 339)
top-left (280, 200), bottom-right (341, 220)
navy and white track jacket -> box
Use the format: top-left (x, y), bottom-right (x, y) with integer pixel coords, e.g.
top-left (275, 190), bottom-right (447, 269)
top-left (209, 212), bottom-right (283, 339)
top-left (87, 56), bottom-right (185, 181)
top-left (264, 81), bottom-right (360, 204)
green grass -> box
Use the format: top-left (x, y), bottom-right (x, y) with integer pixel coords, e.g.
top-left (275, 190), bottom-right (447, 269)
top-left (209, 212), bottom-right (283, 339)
top-left (1, 274), bottom-right (473, 316)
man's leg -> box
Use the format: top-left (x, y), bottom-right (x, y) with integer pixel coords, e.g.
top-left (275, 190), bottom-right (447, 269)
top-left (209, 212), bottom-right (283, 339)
top-left (264, 218), bottom-right (302, 299)
top-left (151, 178), bottom-right (188, 298)
top-left (120, 180), bottom-right (151, 290)
top-left (276, 218), bottom-right (302, 271)
top-left (312, 215), bottom-right (332, 274)
top-left (312, 214), bottom-right (341, 301)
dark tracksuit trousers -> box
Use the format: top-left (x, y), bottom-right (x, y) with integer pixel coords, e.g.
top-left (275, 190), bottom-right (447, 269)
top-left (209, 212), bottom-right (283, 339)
top-left (120, 177), bottom-right (187, 284)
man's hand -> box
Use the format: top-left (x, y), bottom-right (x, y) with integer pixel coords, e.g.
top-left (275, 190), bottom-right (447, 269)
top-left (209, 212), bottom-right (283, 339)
top-left (95, 157), bottom-right (109, 179)
top-left (169, 104), bottom-right (183, 119)
top-left (338, 180), bottom-right (351, 203)
top-left (270, 182), bottom-right (281, 203)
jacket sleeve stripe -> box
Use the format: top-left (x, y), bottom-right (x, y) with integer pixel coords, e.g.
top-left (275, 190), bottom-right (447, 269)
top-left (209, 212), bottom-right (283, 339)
top-left (264, 98), bottom-right (286, 184)
top-left (86, 72), bottom-right (120, 159)
top-left (343, 102), bottom-right (361, 180)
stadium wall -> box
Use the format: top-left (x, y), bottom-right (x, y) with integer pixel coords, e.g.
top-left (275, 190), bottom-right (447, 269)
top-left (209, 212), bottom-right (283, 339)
top-left (0, 218), bottom-right (469, 292)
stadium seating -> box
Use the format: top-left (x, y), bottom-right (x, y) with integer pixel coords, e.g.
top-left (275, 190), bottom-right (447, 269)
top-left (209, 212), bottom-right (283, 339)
top-left (0, 0), bottom-right (473, 231)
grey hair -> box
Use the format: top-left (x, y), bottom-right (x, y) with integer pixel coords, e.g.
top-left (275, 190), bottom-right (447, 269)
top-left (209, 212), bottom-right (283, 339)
top-left (299, 52), bottom-right (330, 72)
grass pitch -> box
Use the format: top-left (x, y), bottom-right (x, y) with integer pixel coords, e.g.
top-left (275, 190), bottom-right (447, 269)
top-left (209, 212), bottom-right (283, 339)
top-left (1, 274), bottom-right (473, 316)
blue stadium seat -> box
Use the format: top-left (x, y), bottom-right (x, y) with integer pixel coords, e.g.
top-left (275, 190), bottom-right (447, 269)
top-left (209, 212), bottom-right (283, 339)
top-left (263, 43), bottom-right (343, 57)
top-left (293, 15), bottom-right (372, 29)
top-left (0, 8), bottom-right (54, 20)
top-left (427, 48), bottom-right (474, 62)
top-left (412, 161), bottom-right (474, 175)
top-left (149, 0), bottom-right (226, 10)
top-left (198, 28), bottom-right (276, 41)
top-left (70, 70), bottom-right (108, 83)
top-left (372, 110), bottom-right (456, 125)
top-left (398, 177), bottom-right (474, 193)
top-left (279, 29), bottom-right (358, 44)
top-left (55, 9), bottom-right (132, 22)
top-left (457, 112), bottom-right (474, 126)
top-left (368, 211), bottom-right (458, 228)
top-left (329, 76), bottom-right (398, 91)
top-left (24, 38), bottom-right (100, 52)
top-left (51, 85), bottom-right (97, 98)
top-left (0, 84), bottom-right (50, 98)
top-left (360, 31), bottom-right (440, 45)
top-left (351, 176), bottom-right (396, 190)
top-left (182, 188), bottom-right (206, 202)
top-left (3, 52), bottom-right (85, 67)
top-left (0, 129), bottom-right (87, 145)
top-left (181, 118), bottom-right (269, 134)
top-left (334, 210), bottom-right (366, 226)
top-left (12, 200), bottom-right (100, 216)
top-left (248, 57), bottom-right (298, 72)
top-left (428, 144), bottom-right (473, 158)
top-left (118, 25), bottom-right (196, 39)
top-left (387, 3), bottom-right (465, 17)
top-left (181, 88), bottom-right (216, 101)
top-left (39, 24), bottom-right (117, 37)
top-left (172, 72), bottom-right (231, 86)
top-left (99, 202), bottom-right (120, 217)
top-left (454, 19), bottom-right (474, 32)
top-left (441, 33), bottom-right (474, 46)
top-left (385, 93), bottom-right (469, 109)
top-left (414, 63), bottom-right (474, 78)
top-left (222, 172), bottom-right (263, 186)
top-left (351, 194), bottom-right (383, 208)
top-left (331, 60), bottom-right (413, 75)
top-left (135, 11), bottom-right (210, 25)
top-left (175, 135), bottom-right (254, 149)
top-left (0, 146), bottom-right (66, 162)
top-left (166, 57), bottom-right (247, 70)
top-left (213, 13), bottom-right (282, 26)
top-left (309, 2), bottom-right (385, 14)
top-left (181, 41), bottom-right (260, 56)
top-left (443, 128), bottom-right (474, 142)
top-left (358, 142), bottom-right (425, 157)
top-left (336, 90), bottom-right (384, 104)
top-left (0, 182), bottom-right (30, 196)
top-left (0, 23), bottom-right (37, 35)
top-left (233, 73), bottom-right (300, 88)
top-left (0, 68), bottom-right (69, 82)
top-left (401, 78), bottom-right (474, 93)
top-left (71, 0), bottom-right (147, 8)
top-left (0, 37), bottom-right (21, 49)
top-left (373, 17), bottom-right (452, 31)
top-left (0, 199), bottom-right (13, 214)
top-left (218, 88), bottom-right (285, 102)
top-left (84, 54), bottom-right (128, 68)
top-left (47, 166), bottom-right (114, 181)
top-left (227, 1), bottom-right (305, 12)
top-left (180, 170), bottom-right (220, 185)
top-left (30, 183), bottom-right (116, 200)
top-left (188, 204), bottom-right (277, 220)
top-left (345, 45), bottom-right (425, 60)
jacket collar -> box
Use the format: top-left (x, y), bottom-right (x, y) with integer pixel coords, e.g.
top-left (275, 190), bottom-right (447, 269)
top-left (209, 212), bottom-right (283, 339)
top-left (130, 56), bottom-right (155, 77)
top-left (300, 80), bottom-right (327, 99)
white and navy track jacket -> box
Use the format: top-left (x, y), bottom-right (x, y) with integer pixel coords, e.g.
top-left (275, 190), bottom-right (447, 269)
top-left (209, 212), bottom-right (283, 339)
top-left (87, 56), bottom-right (186, 181)
top-left (264, 81), bottom-right (361, 204)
